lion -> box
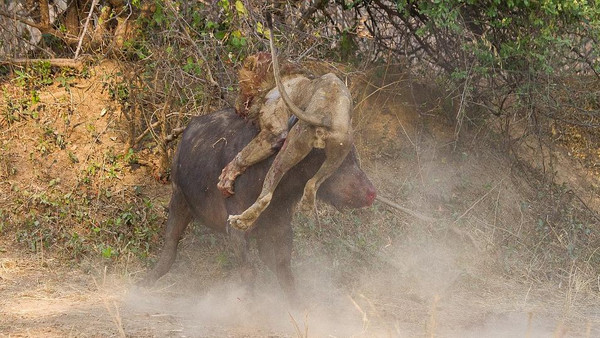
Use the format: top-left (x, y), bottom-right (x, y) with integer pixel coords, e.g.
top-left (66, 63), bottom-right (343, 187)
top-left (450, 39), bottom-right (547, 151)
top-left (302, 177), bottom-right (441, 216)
top-left (226, 13), bottom-right (355, 230)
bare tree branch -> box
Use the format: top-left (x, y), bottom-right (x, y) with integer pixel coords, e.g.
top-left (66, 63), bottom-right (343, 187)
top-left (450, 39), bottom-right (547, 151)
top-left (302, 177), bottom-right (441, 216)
top-left (296, 0), bottom-right (328, 31)
top-left (75, 0), bottom-right (99, 58)
top-left (375, 195), bottom-right (438, 223)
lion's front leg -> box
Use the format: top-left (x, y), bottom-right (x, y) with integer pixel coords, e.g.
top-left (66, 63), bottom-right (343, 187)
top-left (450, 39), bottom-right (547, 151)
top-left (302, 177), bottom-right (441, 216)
top-left (218, 157), bottom-right (243, 197)
top-left (230, 123), bottom-right (315, 230)
top-left (217, 131), bottom-right (284, 197)
top-left (228, 192), bottom-right (273, 230)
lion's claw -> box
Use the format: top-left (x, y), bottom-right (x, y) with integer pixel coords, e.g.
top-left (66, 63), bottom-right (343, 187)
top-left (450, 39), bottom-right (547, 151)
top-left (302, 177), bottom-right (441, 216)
top-left (228, 214), bottom-right (254, 231)
top-left (217, 178), bottom-right (235, 197)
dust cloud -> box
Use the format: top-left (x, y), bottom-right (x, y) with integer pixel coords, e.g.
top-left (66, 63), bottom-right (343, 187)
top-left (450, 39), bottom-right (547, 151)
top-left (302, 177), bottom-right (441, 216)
top-left (125, 265), bottom-right (368, 336)
top-left (121, 96), bottom-right (600, 336)
top-left (123, 233), bottom-right (592, 337)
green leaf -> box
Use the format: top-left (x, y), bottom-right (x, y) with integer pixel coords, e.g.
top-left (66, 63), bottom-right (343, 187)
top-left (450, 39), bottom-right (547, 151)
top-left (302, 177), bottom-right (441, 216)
top-left (235, 0), bottom-right (247, 16)
top-left (102, 246), bottom-right (114, 258)
top-left (206, 20), bottom-right (218, 30)
top-left (256, 22), bottom-right (271, 39)
top-left (214, 30), bottom-right (226, 40)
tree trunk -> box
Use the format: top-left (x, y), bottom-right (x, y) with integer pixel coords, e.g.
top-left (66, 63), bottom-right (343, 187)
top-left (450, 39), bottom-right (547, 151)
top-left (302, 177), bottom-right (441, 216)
top-left (64, 0), bottom-right (80, 37)
top-left (39, 0), bottom-right (50, 28)
top-left (92, 4), bottom-right (112, 46)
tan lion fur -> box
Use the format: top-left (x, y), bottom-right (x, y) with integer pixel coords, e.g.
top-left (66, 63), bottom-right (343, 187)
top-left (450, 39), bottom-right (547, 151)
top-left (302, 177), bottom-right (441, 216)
top-left (217, 53), bottom-right (311, 196)
top-left (227, 16), bottom-right (356, 230)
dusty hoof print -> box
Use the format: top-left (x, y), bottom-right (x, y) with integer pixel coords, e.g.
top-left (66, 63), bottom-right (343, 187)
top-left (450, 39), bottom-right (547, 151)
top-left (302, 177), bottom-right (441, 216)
top-left (228, 214), bottom-right (253, 231)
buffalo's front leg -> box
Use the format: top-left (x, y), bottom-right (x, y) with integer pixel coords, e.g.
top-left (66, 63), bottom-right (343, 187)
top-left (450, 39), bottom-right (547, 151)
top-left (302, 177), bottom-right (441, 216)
top-left (229, 123), bottom-right (314, 230)
top-left (229, 227), bottom-right (256, 295)
top-left (255, 211), bottom-right (296, 303)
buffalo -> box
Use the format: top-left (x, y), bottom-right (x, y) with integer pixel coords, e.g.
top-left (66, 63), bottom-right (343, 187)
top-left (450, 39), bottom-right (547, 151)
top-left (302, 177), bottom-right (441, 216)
top-left (141, 108), bottom-right (376, 299)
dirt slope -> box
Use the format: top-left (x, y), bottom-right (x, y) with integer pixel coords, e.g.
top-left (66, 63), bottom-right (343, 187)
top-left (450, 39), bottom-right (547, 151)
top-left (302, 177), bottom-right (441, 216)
top-left (1, 63), bottom-right (599, 337)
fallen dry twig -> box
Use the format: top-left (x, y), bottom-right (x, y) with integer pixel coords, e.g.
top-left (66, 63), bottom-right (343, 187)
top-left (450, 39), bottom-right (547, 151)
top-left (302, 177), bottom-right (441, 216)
top-left (2, 58), bottom-right (86, 71)
top-left (375, 195), bottom-right (438, 223)
top-left (452, 178), bottom-right (505, 225)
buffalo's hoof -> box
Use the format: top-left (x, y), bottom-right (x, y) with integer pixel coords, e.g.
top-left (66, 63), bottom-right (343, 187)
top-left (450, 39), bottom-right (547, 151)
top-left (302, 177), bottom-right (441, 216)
top-left (228, 214), bottom-right (254, 231)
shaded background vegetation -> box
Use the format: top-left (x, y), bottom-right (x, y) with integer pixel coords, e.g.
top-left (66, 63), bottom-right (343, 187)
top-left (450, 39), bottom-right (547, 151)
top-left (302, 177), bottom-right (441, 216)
top-left (3, 0), bottom-right (599, 169)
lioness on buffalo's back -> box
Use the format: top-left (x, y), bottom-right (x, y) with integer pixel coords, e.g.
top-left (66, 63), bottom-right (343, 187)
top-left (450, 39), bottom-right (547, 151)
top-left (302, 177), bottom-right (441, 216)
top-left (141, 108), bottom-right (375, 299)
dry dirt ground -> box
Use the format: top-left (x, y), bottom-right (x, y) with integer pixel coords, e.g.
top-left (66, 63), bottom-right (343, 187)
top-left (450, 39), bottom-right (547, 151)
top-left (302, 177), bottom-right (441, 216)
top-left (1, 233), bottom-right (599, 337)
top-left (1, 63), bottom-right (600, 337)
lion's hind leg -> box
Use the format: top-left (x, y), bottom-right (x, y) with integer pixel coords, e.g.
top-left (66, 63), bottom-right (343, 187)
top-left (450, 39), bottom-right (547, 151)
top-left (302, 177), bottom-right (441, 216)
top-left (299, 134), bottom-right (352, 212)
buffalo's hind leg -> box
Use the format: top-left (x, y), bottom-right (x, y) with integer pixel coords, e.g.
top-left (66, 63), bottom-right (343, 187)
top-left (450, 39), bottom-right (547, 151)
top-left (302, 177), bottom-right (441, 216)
top-left (139, 186), bottom-right (192, 286)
